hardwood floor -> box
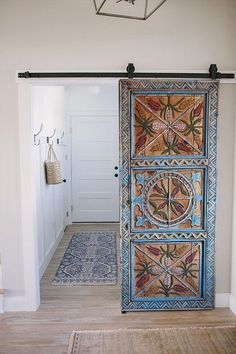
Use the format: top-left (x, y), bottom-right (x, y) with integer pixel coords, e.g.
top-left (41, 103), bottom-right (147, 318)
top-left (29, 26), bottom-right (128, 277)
top-left (0, 224), bottom-right (235, 354)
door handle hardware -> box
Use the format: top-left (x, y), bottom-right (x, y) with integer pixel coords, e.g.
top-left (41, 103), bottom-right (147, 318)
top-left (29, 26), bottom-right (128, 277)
top-left (114, 174), bottom-right (118, 177)
top-left (63, 179), bottom-right (67, 183)
top-left (115, 166), bottom-right (118, 170)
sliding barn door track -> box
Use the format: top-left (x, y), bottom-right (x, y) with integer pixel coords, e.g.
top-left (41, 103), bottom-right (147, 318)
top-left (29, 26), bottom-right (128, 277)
top-left (18, 63), bottom-right (234, 80)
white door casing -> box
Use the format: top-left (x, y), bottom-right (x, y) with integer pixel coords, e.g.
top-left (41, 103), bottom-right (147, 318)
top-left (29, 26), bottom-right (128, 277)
top-left (71, 113), bottom-right (119, 222)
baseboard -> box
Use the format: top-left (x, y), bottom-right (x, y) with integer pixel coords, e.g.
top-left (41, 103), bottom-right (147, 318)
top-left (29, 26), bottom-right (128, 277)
top-left (2, 292), bottom-right (231, 313)
top-left (39, 228), bottom-right (64, 279)
top-left (229, 294), bottom-right (236, 315)
top-left (3, 295), bottom-right (27, 312)
top-left (0, 294), bottom-right (3, 313)
top-left (0, 264), bottom-right (3, 313)
top-left (215, 293), bottom-right (230, 308)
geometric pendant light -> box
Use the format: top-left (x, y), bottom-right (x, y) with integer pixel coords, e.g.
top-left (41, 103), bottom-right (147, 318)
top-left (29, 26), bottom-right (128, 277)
top-left (93, 0), bottom-right (167, 21)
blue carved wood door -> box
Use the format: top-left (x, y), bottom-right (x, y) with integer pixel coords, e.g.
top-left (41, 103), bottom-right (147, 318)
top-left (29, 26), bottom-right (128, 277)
top-left (120, 80), bottom-right (218, 311)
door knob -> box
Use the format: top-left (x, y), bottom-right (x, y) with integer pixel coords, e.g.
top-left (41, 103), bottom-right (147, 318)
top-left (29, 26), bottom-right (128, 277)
top-left (63, 179), bottom-right (67, 183)
top-left (114, 173), bottom-right (118, 177)
top-left (115, 166), bottom-right (118, 170)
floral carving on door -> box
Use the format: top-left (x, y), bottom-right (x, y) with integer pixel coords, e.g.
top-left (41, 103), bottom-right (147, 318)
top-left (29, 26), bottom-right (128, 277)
top-left (133, 94), bottom-right (205, 158)
top-left (131, 169), bottom-right (205, 231)
top-left (133, 241), bottom-right (201, 300)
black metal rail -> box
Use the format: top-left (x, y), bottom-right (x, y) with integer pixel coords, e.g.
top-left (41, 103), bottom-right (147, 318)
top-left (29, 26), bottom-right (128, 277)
top-left (18, 63), bottom-right (235, 80)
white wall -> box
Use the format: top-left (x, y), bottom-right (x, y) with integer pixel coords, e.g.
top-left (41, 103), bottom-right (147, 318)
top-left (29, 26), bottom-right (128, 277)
top-left (66, 83), bottom-right (119, 113)
top-left (32, 86), bottom-right (67, 278)
top-left (230, 93), bottom-right (236, 315)
top-left (215, 84), bottom-right (235, 294)
top-left (33, 86), bottom-right (66, 135)
top-left (0, 0), bottom-right (236, 310)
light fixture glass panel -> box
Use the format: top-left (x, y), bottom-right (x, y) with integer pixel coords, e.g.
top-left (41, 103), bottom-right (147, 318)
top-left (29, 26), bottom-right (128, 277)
top-left (94, 0), bottom-right (107, 11)
top-left (146, 0), bottom-right (167, 19)
top-left (101, 1), bottom-right (143, 19)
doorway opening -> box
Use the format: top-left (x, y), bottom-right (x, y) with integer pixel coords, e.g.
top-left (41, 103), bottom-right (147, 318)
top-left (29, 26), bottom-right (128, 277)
top-left (19, 78), bottom-right (120, 309)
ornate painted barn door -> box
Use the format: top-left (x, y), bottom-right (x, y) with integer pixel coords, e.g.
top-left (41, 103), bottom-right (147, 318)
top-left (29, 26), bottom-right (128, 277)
top-left (120, 80), bottom-right (218, 311)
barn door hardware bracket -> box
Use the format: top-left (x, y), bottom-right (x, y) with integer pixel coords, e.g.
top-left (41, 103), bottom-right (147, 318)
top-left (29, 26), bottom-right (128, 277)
top-left (127, 63), bottom-right (135, 79)
top-left (209, 64), bottom-right (218, 80)
top-left (18, 64), bottom-right (235, 80)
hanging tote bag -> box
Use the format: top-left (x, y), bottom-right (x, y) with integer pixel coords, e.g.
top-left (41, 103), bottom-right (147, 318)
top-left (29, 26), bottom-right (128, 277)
top-left (45, 144), bottom-right (62, 184)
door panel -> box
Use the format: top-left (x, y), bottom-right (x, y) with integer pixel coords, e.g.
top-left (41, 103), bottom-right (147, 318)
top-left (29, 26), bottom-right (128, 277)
top-left (131, 167), bottom-right (206, 232)
top-left (120, 80), bottom-right (218, 311)
top-left (71, 114), bottom-right (119, 222)
top-left (131, 93), bottom-right (207, 158)
top-left (131, 240), bottom-right (203, 301)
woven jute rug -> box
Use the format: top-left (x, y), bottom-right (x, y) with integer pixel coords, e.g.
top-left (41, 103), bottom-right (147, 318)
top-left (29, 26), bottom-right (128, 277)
top-left (67, 326), bottom-right (236, 354)
top-left (52, 231), bottom-right (117, 285)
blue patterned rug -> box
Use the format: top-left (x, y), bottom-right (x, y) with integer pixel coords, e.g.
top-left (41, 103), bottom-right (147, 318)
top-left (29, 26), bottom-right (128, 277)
top-left (52, 231), bottom-right (117, 285)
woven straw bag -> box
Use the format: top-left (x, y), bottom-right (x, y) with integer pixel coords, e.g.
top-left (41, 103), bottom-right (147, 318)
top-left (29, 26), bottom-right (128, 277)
top-left (45, 144), bottom-right (62, 185)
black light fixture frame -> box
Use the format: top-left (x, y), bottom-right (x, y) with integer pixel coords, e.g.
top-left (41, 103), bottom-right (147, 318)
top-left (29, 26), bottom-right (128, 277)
top-left (18, 63), bottom-right (235, 80)
top-left (93, 0), bottom-right (168, 21)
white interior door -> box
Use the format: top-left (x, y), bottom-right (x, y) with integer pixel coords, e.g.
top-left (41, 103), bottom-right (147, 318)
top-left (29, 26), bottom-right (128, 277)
top-left (71, 113), bottom-right (119, 222)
